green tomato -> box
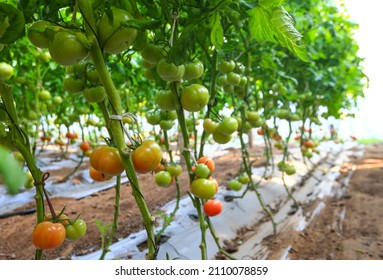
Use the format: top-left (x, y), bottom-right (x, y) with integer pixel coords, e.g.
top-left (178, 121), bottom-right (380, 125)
top-left (166, 164), bottom-right (182, 177)
top-left (238, 173), bottom-right (250, 184)
top-left (285, 165), bottom-right (296, 175)
top-left (48, 30), bottom-right (89, 66)
top-left (217, 59), bottom-right (236, 73)
top-left (27, 20), bottom-right (52, 49)
top-left (65, 219), bottom-right (87, 241)
top-left (39, 90), bottom-right (51, 101)
top-left (180, 84), bottom-right (209, 112)
top-left (154, 171), bottom-right (172, 187)
top-left (83, 85), bottom-right (106, 103)
top-left (0, 62), bottom-right (14, 81)
top-left (191, 178), bottom-right (217, 199)
top-left (156, 59), bottom-right (185, 82)
top-left (183, 59), bottom-right (204, 80)
top-left (141, 44), bottom-right (165, 65)
top-left (146, 110), bottom-right (161, 125)
top-left (217, 74), bottom-right (229, 86)
top-left (203, 118), bottom-right (219, 134)
top-left (217, 117), bottom-right (238, 136)
top-left (156, 90), bottom-right (176, 111)
top-left (63, 75), bottom-right (85, 93)
top-left (213, 130), bottom-right (232, 144)
top-left (97, 7), bottom-right (138, 54)
top-left (228, 179), bottom-right (242, 191)
top-left (226, 72), bottom-right (241, 86)
top-left (159, 120), bottom-right (174, 131)
top-left (194, 163), bottom-right (211, 178)
top-left (86, 66), bottom-right (99, 84)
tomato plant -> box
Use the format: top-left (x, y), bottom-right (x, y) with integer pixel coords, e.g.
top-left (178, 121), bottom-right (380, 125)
top-left (90, 145), bottom-right (125, 176)
top-left (32, 221), bottom-right (66, 250)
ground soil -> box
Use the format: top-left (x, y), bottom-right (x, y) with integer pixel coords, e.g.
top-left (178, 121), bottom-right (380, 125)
top-left (0, 142), bottom-right (382, 260)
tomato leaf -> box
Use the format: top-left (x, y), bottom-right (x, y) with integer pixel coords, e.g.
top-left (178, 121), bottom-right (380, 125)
top-left (0, 146), bottom-right (27, 194)
top-left (210, 12), bottom-right (223, 49)
top-left (0, 2), bottom-right (25, 44)
top-left (248, 3), bottom-right (308, 62)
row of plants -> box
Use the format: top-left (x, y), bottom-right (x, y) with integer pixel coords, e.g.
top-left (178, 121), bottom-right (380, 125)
top-left (0, 0), bottom-right (365, 260)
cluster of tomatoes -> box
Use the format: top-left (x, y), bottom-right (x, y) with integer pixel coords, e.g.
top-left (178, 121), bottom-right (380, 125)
top-left (32, 211), bottom-right (87, 250)
top-left (89, 139), bottom-right (163, 181)
top-left (227, 172), bottom-right (251, 192)
top-left (153, 160), bottom-right (182, 188)
top-left (277, 161), bottom-right (296, 175)
top-left (203, 116), bottom-right (239, 144)
top-left (189, 156), bottom-right (223, 217)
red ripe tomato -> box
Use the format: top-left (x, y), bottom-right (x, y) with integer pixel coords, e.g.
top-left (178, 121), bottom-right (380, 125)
top-left (203, 199), bottom-right (223, 217)
top-left (89, 166), bottom-right (112, 182)
top-left (32, 221), bottom-right (66, 250)
top-left (90, 145), bottom-right (125, 176)
top-left (131, 139), bottom-right (162, 174)
top-left (197, 156), bottom-right (215, 174)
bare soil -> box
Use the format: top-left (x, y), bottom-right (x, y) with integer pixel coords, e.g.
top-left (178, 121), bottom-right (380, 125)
top-left (0, 142), bottom-right (382, 260)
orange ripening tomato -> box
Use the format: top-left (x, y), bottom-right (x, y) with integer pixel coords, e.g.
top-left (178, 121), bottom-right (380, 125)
top-left (90, 145), bottom-right (125, 176)
top-left (89, 166), bottom-right (112, 182)
top-left (32, 221), bottom-right (66, 250)
top-left (131, 139), bottom-right (162, 174)
top-left (80, 141), bottom-right (90, 152)
top-left (197, 156), bottom-right (215, 174)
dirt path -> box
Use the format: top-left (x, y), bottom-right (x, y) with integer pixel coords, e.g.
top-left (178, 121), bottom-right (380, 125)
top-left (262, 143), bottom-right (383, 260)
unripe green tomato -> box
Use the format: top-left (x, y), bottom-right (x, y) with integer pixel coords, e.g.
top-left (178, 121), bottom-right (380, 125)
top-left (27, 20), bottom-right (53, 49)
top-left (180, 84), bottom-right (209, 112)
top-left (65, 219), bottom-right (87, 241)
top-left (48, 30), bottom-right (89, 66)
top-left (159, 120), bottom-right (174, 131)
top-left (228, 179), bottom-right (242, 191)
top-left (156, 59), bottom-right (185, 82)
top-left (166, 164), bottom-right (182, 177)
top-left (217, 117), bottom-right (238, 136)
top-left (203, 118), bottom-right (219, 134)
top-left (141, 44), bottom-right (165, 65)
top-left (83, 85), bottom-right (106, 103)
top-left (154, 171), bottom-right (172, 187)
top-left (97, 7), bottom-right (138, 54)
top-left (63, 75), bottom-right (85, 93)
top-left (226, 72), bottom-right (241, 86)
top-left (52, 96), bottom-right (63, 105)
top-left (218, 59), bottom-right (236, 73)
top-left (217, 74), bottom-right (229, 86)
top-left (146, 110), bottom-right (161, 125)
top-left (191, 178), bottom-right (217, 199)
top-left (183, 59), bottom-right (204, 80)
top-left (156, 91), bottom-right (176, 111)
top-left (238, 173), bottom-right (250, 184)
top-left (213, 130), bottom-right (232, 144)
top-left (0, 62), bottom-right (14, 81)
top-left (194, 163), bottom-right (211, 178)
top-left (39, 90), bottom-right (51, 101)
